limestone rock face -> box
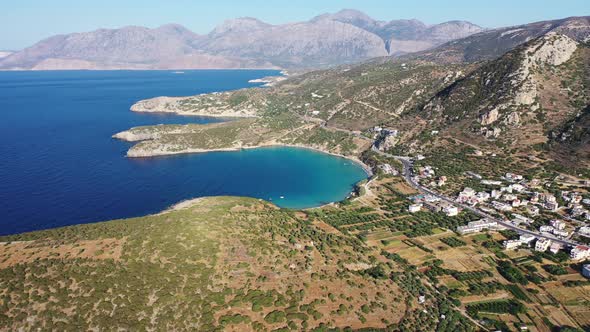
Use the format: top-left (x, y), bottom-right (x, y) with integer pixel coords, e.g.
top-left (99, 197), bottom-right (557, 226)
top-left (480, 108), bottom-right (500, 125)
top-left (513, 33), bottom-right (578, 106)
top-left (480, 127), bottom-right (502, 138)
top-left (504, 112), bottom-right (521, 126)
top-left (528, 32), bottom-right (578, 66)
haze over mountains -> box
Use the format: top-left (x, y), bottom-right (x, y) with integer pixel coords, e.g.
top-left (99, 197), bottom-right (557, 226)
top-left (1, 10), bottom-right (588, 71)
top-left (0, 9), bottom-right (485, 70)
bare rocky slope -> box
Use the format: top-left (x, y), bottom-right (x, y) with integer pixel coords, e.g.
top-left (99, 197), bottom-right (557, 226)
top-left (0, 9), bottom-right (483, 70)
top-left (399, 32), bottom-right (590, 169)
top-left (412, 16), bottom-right (590, 63)
top-left (312, 9), bottom-right (483, 55)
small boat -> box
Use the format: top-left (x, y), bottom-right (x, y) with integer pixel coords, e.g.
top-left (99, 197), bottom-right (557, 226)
top-left (172, 71), bottom-right (185, 74)
top-left (280, 196), bottom-right (285, 199)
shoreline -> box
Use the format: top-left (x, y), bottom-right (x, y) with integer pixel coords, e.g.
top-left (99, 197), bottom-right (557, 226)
top-left (119, 68), bottom-right (374, 217)
top-left (129, 107), bottom-right (260, 119)
top-left (125, 143), bottom-right (374, 178)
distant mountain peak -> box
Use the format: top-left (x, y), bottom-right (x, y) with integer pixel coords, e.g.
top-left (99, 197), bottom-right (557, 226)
top-left (330, 9), bottom-right (375, 21)
top-left (157, 23), bottom-right (193, 33)
top-left (210, 17), bottom-right (271, 36)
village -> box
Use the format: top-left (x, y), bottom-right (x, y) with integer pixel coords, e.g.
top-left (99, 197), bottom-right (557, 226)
top-left (369, 126), bottom-right (590, 280)
top-left (407, 161), bottom-right (590, 275)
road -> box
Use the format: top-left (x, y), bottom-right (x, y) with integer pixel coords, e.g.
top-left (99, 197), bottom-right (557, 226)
top-left (371, 146), bottom-right (579, 247)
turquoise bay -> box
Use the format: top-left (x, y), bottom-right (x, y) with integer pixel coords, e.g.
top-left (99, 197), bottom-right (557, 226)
top-left (0, 70), bottom-right (367, 235)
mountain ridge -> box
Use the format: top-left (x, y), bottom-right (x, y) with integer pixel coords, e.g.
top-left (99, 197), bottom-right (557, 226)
top-left (0, 10), bottom-right (484, 70)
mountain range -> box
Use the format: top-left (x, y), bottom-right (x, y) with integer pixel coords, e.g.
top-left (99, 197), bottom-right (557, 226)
top-left (0, 9), bottom-right (485, 70)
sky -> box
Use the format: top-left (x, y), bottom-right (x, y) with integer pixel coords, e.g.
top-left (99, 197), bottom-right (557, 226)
top-left (1, 0), bottom-right (588, 50)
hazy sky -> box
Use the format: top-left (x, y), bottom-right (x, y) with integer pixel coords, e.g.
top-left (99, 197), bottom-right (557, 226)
top-left (1, 0), bottom-right (588, 50)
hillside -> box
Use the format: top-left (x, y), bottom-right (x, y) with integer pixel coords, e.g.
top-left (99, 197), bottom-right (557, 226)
top-left (413, 16), bottom-right (590, 63)
top-left (0, 196), bottom-right (477, 331)
top-left (0, 10), bottom-right (483, 70)
top-left (406, 33), bottom-right (590, 169)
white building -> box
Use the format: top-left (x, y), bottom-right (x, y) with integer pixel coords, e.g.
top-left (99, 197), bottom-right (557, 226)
top-left (409, 204), bottom-right (422, 213)
top-left (379, 164), bottom-right (398, 175)
top-left (512, 214), bottom-right (533, 225)
top-left (549, 242), bottom-right (562, 254)
top-left (535, 238), bottom-right (551, 252)
top-left (503, 240), bottom-right (521, 250)
top-left (539, 225), bottom-right (554, 233)
top-left (570, 246), bottom-right (590, 260)
top-left (476, 192), bottom-right (491, 202)
top-left (456, 219), bottom-right (498, 235)
top-left (492, 201), bottom-right (513, 211)
top-left (544, 201), bottom-right (559, 211)
top-left (578, 226), bottom-right (590, 237)
top-left (550, 219), bottom-right (565, 230)
top-left (520, 234), bottom-right (536, 246)
top-left (510, 184), bottom-right (526, 192)
top-left (503, 194), bottom-right (518, 202)
top-left (444, 206), bottom-right (459, 217)
top-left (527, 206), bottom-right (540, 216)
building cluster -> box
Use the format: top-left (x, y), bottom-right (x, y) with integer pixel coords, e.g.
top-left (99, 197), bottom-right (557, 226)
top-left (418, 166), bottom-right (435, 179)
top-left (378, 163), bottom-right (398, 176)
top-left (409, 194), bottom-right (460, 216)
top-left (371, 126), bottom-right (398, 139)
top-left (455, 181), bottom-right (529, 209)
top-left (503, 235), bottom-right (562, 254)
top-left (415, 165), bottom-right (446, 187)
top-left (563, 190), bottom-right (590, 221)
top-left (450, 173), bottom-right (590, 242)
top-left (450, 173), bottom-right (572, 216)
top-left (407, 163), bottom-right (590, 263)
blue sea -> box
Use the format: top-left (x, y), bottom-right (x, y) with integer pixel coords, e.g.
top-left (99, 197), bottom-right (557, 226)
top-left (0, 70), bottom-right (367, 235)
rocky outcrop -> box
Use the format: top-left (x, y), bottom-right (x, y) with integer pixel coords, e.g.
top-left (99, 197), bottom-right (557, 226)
top-left (480, 127), bottom-right (502, 138)
top-left (513, 33), bottom-right (578, 106)
top-left (504, 112), bottom-right (521, 126)
top-left (420, 31), bottom-right (584, 143)
top-left (130, 94), bottom-right (259, 117)
top-left (480, 108), bottom-right (500, 125)
top-left (527, 32), bottom-right (578, 66)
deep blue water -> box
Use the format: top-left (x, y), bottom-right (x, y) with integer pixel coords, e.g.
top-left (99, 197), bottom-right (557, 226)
top-left (0, 70), bottom-right (367, 235)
